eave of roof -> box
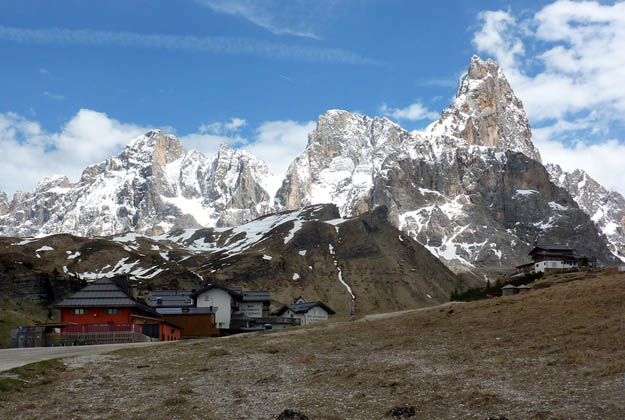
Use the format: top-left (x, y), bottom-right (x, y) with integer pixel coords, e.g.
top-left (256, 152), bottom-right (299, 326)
top-left (191, 285), bottom-right (242, 299)
top-left (271, 301), bottom-right (336, 316)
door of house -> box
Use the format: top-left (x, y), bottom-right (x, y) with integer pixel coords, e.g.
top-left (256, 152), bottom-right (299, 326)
top-left (141, 324), bottom-right (159, 339)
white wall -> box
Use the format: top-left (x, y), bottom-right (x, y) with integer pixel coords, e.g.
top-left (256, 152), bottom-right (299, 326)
top-left (196, 288), bottom-right (232, 329)
top-left (534, 260), bottom-right (577, 273)
top-left (283, 309), bottom-right (305, 325)
top-left (305, 306), bottom-right (329, 324)
top-left (282, 306), bottom-right (329, 325)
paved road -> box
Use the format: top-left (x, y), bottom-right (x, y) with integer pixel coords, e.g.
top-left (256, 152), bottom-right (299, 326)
top-left (0, 341), bottom-right (171, 372)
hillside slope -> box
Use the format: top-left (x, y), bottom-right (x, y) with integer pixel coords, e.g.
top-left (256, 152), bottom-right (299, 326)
top-left (0, 204), bottom-right (462, 317)
top-left (1, 268), bottom-right (623, 419)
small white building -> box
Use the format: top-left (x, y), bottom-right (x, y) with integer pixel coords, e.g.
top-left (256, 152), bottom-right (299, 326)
top-left (271, 301), bottom-right (335, 326)
top-left (618, 265), bottom-right (625, 273)
top-left (516, 245), bottom-right (582, 274)
top-left (193, 286), bottom-right (239, 329)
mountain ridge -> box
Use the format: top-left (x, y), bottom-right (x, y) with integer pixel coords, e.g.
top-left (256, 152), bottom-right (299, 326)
top-left (1, 55), bottom-right (622, 277)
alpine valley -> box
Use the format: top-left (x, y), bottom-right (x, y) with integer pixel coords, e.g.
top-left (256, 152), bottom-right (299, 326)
top-left (1, 55), bottom-right (624, 309)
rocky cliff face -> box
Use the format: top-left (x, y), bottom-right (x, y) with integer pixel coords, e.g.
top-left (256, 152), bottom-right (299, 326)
top-left (428, 55), bottom-right (541, 162)
top-left (0, 130), bottom-right (274, 237)
top-left (546, 164), bottom-right (625, 262)
top-left (276, 110), bottom-right (408, 216)
top-left (0, 191), bottom-right (9, 216)
top-left (275, 56), bottom-right (616, 281)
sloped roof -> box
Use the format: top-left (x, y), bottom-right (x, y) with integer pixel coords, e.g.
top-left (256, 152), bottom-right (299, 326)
top-left (55, 278), bottom-right (154, 315)
top-left (150, 290), bottom-right (193, 296)
top-left (271, 301), bottom-right (336, 316)
top-left (530, 245), bottom-right (574, 253)
top-left (191, 284), bottom-right (242, 299)
top-left (148, 293), bottom-right (194, 308)
top-left (155, 307), bottom-right (216, 315)
top-left (242, 291), bottom-right (270, 302)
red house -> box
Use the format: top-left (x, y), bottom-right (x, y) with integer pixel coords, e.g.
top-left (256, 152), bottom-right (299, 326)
top-left (55, 278), bottom-right (181, 342)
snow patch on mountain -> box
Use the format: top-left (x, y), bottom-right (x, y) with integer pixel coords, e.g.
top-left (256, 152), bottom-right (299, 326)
top-left (0, 130), bottom-right (275, 237)
top-left (546, 164), bottom-right (625, 262)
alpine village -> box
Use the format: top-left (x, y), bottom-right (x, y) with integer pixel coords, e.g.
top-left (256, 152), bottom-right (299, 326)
top-left (2, 5), bottom-right (625, 418)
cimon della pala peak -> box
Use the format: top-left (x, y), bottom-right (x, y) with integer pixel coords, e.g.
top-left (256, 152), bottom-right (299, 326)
top-left (1, 55), bottom-right (623, 280)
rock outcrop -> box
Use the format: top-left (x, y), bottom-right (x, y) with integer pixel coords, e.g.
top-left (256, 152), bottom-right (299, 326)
top-left (0, 130), bottom-right (274, 237)
top-left (546, 164), bottom-right (625, 262)
top-left (428, 55), bottom-right (541, 162)
top-left (0, 191), bottom-right (9, 216)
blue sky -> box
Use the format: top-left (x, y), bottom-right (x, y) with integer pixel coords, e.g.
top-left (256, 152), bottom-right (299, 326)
top-left (1, 0), bottom-right (625, 196)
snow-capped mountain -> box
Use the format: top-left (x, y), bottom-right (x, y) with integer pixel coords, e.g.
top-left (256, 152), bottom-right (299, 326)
top-left (1, 55), bottom-right (621, 280)
top-left (276, 56), bottom-right (617, 280)
top-left (546, 164), bottom-right (625, 262)
top-left (0, 130), bottom-right (274, 237)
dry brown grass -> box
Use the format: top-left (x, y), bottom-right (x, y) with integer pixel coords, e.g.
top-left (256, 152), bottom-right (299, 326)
top-left (1, 268), bottom-right (625, 419)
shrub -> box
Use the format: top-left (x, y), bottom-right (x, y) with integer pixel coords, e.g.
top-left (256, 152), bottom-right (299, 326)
top-left (450, 272), bottom-right (543, 302)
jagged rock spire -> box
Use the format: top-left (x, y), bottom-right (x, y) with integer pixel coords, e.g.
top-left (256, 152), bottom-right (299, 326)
top-left (428, 55), bottom-right (541, 162)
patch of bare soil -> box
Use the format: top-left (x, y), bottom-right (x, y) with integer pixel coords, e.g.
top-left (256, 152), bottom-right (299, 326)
top-left (1, 268), bottom-right (624, 419)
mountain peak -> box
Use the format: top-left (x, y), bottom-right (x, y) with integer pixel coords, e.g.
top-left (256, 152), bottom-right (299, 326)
top-left (35, 175), bottom-right (71, 194)
top-left (123, 130), bottom-right (185, 167)
top-left (466, 55), bottom-right (499, 82)
top-left (218, 142), bottom-right (231, 153)
top-left (429, 55), bottom-right (541, 162)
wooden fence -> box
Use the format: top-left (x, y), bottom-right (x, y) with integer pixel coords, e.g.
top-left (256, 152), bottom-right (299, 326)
top-left (46, 331), bottom-right (154, 346)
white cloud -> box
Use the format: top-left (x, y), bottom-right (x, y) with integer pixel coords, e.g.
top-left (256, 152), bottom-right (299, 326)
top-left (473, 10), bottom-right (525, 72)
top-left (247, 120), bottom-right (316, 178)
top-left (473, 1), bottom-right (625, 122)
top-left (0, 25), bottom-right (378, 66)
top-left (43, 91), bottom-right (65, 101)
top-left (379, 101), bottom-right (439, 121)
top-left (195, 0), bottom-right (340, 39)
top-left (0, 110), bottom-right (146, 196)
top-left (199, 117), bottom-right (247, 135)
top-left (536, 137), bottom-right (625, 196)
top-left (473, 0), bottom-right (625, 195)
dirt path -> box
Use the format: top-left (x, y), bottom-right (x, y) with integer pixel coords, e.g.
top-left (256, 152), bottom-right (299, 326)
top-left (360, 301), bottom-right (460, 321)
top-left (1, 302), bottom-right (463, 371)
top-left (224, 301), bottom-right (464, 340)
top-left (0, 341), bottom-right (172, 372)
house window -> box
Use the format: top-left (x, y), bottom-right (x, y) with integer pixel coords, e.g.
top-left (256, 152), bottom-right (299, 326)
top-left (107, 308), bottom-right (120, 315)
top-left (74, 308), bottom-right (86, 315)
top-left (204, 295), bottom-right (210, 301)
